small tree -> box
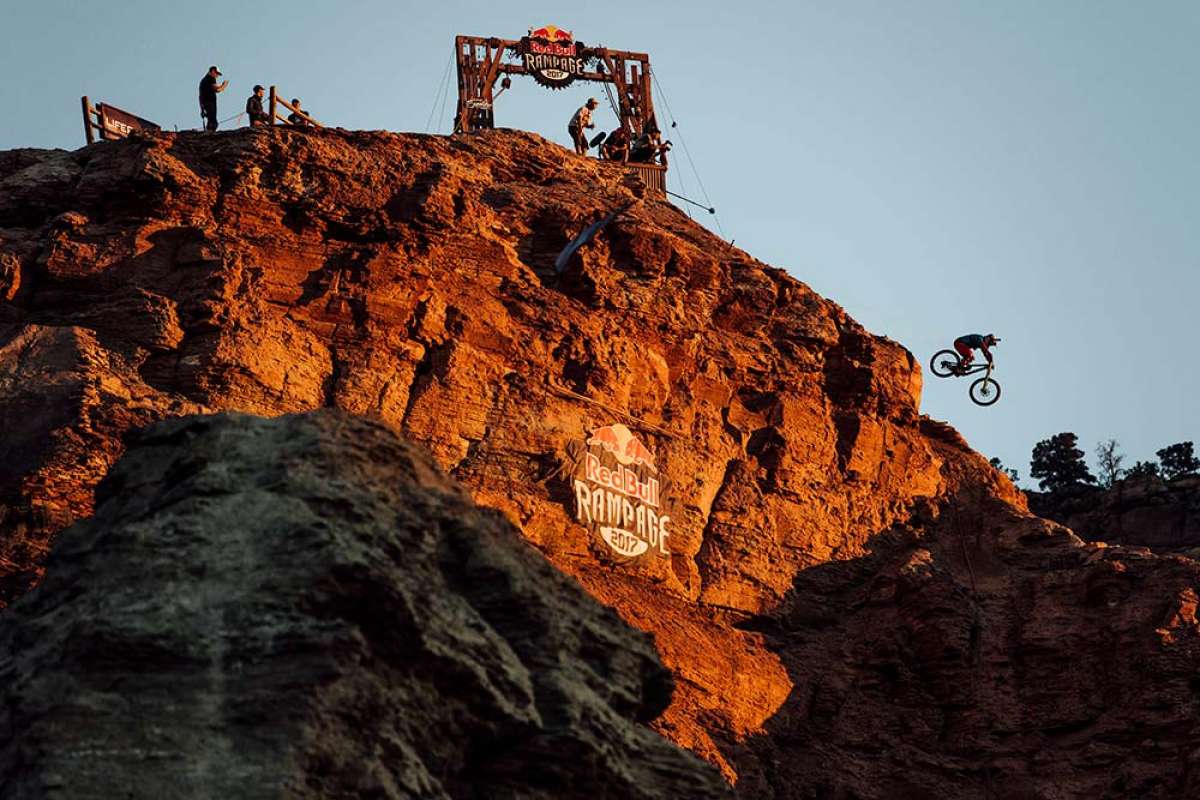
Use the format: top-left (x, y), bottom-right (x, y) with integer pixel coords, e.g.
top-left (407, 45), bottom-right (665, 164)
top-left (1095, 439), bottom-right (1125, 488)
top-left (989, 456), bottom-right (1020, 483)
top-left (1030, 433), bottom-right (1096, 493)
top-left (1157, 442), bottom-right (1200, 480)
top-left (1125, 460), bottom-right (1160, 480)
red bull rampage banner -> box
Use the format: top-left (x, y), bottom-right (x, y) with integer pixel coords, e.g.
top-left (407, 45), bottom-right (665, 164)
top-left (520, 25), bottom-right (590, 89)
top-left (574, 423), bottom-right (671, 559)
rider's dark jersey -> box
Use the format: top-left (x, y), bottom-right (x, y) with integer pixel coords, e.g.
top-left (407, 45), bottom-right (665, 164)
top-left (956, 334), bottom-right (986, 349)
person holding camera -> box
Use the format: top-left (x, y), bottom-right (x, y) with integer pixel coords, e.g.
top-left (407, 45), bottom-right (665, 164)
top-left (198, 65), bottom-right (229, 132)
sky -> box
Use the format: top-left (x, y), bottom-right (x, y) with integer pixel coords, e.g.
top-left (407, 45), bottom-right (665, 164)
top-left (2, 1), bottom-right (1198, 487)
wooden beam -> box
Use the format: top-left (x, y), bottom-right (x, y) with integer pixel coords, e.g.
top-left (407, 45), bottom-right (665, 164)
top-left (589, 46), bottom-right (651, 61)
top-left (609, 57), bottom-right (634, 133)
top-left (641, 67), bottom-right (655, 132)
top-left (455, 36), bottom-right (482, 132)
top-left (495, 63), bottom-right (616, 84)
top-left (269, 86), bottom-right (278, 126)
top-left (273, 94), bottom-right (322, 127)
top-left (629, 63), bottom-right (640, 124)
top-left (81, 96), bottom-right (95, 145)
top-left (96, 103), bottom-right (112, 141)
top-left (481, 40), bottom-right (503, 101)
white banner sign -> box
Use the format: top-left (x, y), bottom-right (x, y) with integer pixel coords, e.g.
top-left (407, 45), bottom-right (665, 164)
top-left (573, 423), bottom-right (670, 559)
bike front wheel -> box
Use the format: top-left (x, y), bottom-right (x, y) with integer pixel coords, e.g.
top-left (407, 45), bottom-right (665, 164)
top-left (929, 349), bottom-right (961, 378)
top-left (970, 376), bottom-right (1001, 406)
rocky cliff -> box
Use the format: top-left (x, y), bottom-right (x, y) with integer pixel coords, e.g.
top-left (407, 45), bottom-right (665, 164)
top-left (0, 410), bottom-right (730, 800)
top-left (3, 127), bottom-right (1200, 798)
top-left (1030, 476), bottom-right (1200, 552)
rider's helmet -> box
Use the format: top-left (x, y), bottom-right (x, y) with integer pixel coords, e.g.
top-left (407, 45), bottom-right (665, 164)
top-left (985, 334), bottom-right (1000, 345)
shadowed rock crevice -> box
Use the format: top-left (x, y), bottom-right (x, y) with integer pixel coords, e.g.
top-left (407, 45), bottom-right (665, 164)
top-left (1030, 475), bottom-right (1200, 552)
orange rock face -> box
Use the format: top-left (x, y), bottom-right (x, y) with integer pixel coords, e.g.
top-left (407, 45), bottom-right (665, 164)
top-left (2, 129), bottom-right (1200, 798)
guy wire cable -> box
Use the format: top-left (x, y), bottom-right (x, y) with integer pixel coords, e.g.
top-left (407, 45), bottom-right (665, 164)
top-left (426, 51), bottom-right (454, 133)
top-left (650, 68), bottom-right (726, 239)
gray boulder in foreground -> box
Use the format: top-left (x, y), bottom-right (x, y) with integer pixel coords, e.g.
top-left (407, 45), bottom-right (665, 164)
top-left (0, 410), bottom-right (730, 800)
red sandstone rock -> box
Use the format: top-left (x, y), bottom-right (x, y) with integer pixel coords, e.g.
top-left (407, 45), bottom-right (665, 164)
top-left (1030, 476), bottom-right (1200, 552)
top-left (0, 410), bottom-right (731, 800)
top-left (2, 127), bottom-right (1199, 798)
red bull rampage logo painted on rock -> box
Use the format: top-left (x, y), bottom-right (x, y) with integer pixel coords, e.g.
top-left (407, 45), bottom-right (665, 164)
top-left (574, 423), bottom-right (671, 559)
top-left (520, 25), bottom-right (589, 89)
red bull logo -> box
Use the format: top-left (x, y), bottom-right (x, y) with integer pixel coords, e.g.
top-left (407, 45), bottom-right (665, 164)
top-left (586, 423), bottom-right (657, 473)
top-left (574, 422), bottom-right (670, 560)
top-left (529, 25), bottom-right (573, 43)
top-left (520, 25), bottom-right (588, 89)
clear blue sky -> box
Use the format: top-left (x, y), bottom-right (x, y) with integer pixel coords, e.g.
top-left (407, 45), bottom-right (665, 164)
top-left (3, 1), bottom-right (1198, 485)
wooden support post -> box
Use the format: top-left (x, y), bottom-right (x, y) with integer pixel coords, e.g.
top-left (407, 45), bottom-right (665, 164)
top-left (629, 64), bottom-right (641, 128)
top-left (81, 96), bottom-right (95, 145)
top-left (480, 40), bottom-right (503, 129)
top-left (610, 58), bottom-right (634, 135)
top-left (269, 86), bottom-right (278, 126)
top-left (641, 66), bottom-right (654, 134)
top-left (454, 37), bottom-right (469, 133)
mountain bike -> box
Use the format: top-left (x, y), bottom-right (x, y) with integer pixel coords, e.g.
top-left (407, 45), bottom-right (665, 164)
top-left (928, 350), bottom-right (1002, 406)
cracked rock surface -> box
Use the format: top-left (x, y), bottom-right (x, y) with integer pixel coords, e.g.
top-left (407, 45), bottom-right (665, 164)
top-left (3, 128), bottom-right (1200, 798)
top-left (0, 410), bottom-right (730, 800)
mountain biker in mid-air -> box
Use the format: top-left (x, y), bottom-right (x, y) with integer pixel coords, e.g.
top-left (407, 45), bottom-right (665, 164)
top-left (928, 334), bottom-right (1004, 404)
top-left (953, 333), bottom-right (999, 372)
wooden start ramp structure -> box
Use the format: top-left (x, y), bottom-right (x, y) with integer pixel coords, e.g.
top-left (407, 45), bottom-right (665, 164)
top-left (454, 26), bottom-right (667, 194)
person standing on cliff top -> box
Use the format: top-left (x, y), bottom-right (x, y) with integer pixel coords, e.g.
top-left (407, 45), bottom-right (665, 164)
top-left (568, 98), bottom-right (599, 155)
top-left (246, 85), bottom-right (270, 126)
top-left (199, 66), bottom-right (229, 132)
top-left (953, 333), bottom-right (1000, 370)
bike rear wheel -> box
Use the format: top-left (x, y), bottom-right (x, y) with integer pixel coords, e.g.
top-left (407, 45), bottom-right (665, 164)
top-left (930, 349), bottom-right (961, 378)
top-left (970, 376), bottom-right (1001, 406)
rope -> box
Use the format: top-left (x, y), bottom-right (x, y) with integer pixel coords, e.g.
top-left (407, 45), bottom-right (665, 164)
top-left (650, 68), bottom-right (727, 239)
top-left (592, 59), bottom-right (621, 124)
top-left (668, 134), bottom-right (694, 219)
top-left (544, 381), bottom-right (679, 440)
top-left (602, 81), bottom-right (620, 121)
top-left (218, 111), bottom-right (244, 125)
top-left (438, 63), bottom-right (453, 133)
top-left (426, 51), bottom-right (454, 133)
